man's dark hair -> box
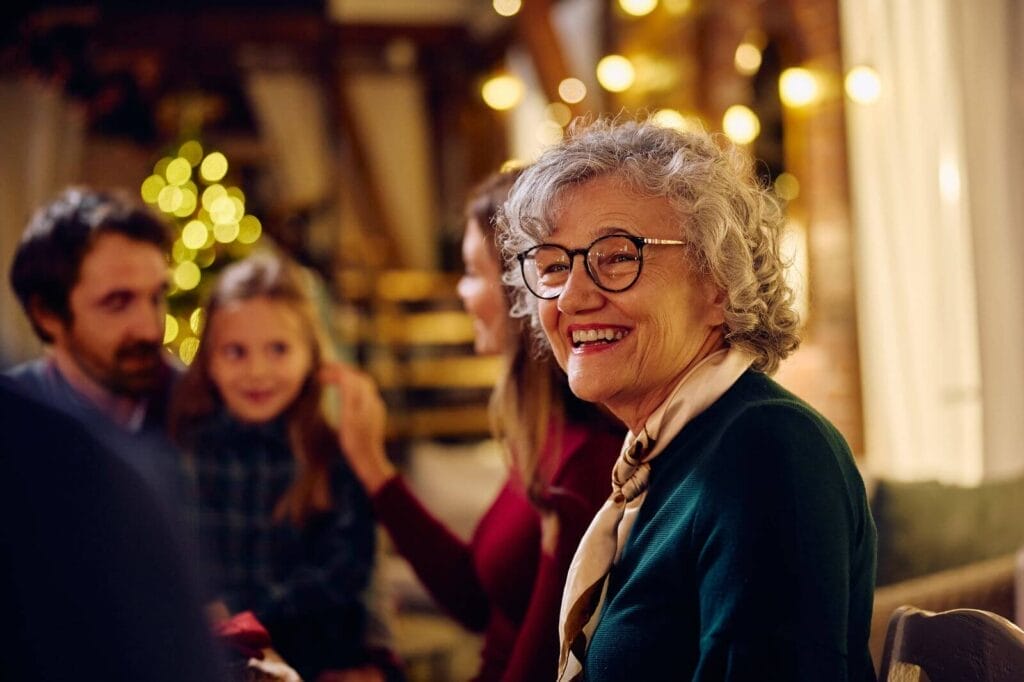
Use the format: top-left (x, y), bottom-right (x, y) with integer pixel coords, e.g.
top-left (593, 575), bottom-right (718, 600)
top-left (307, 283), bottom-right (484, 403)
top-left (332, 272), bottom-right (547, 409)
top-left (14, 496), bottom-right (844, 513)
top-left (10, 187), bottom-right (171, 342)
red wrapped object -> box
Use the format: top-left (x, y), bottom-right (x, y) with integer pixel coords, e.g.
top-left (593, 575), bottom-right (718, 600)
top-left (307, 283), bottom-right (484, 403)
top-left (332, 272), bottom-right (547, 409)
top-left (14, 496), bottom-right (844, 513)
top-left (214, 611), bottom-right (273, 660)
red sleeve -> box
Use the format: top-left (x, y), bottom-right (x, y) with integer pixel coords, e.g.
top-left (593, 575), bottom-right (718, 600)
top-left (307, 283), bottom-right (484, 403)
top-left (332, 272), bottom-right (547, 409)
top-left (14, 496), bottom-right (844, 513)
top-left (372, 476), bottom-right (490, 631)
top-left (500, 424), bottom-right (623, 682)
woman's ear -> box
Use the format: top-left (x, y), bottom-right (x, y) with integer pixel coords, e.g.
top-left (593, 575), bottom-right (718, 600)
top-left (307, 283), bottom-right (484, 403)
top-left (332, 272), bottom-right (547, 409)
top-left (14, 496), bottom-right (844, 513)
top-left (702, 283), bottom-right (727, 327)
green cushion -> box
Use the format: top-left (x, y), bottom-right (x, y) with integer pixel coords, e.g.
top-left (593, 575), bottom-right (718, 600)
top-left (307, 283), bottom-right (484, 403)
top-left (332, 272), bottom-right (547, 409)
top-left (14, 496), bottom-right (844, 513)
top-left (871, 476), bottom-right (1024, 585)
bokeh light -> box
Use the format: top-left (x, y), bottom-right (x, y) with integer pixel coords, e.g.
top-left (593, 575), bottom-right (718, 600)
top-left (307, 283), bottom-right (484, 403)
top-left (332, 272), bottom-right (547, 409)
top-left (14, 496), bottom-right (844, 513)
top-left (722, 105), bottom-right (760, 144)
top-left (178, 337), bottom-right (200, 365)
top-left (481, 74), bottom-right (524, 111)
top-left (546, 102), bottom-right (572, 127)
top-left (140, 175), bottom-right (166, 204)
top-left (200, 152), bottom-right (228, 182)
top-left (173, 188), bottom-right (197, 218)
top-left (237, 215), bottom-right (262, 244)
top-left (171, 239), bottom-right (196, 264)
top-left (163, 315), bottom-right (179, 344)
top-left (189, 308), bottom-right (205, 335)
top-left (774, 172), bottom-right (800, 201)
top-left (173, 261), bottom-right (201, 290)
top-left (536, 120), bottom-right (564, 146)
top-left (663, 0), bottom-right (692, 14)
top-left (181, 220), bottom-right (209, 249)
top-left (214, 222), bottom-right (240, 243)
top-left (202, 184), bottom-right (227, 211)
top-left (734, 43), bottom-right (762, 76)
top-left (493, 0), bottom-right (521, 17)
top-left (596, 55), bottom-right (636, 92)
top-left (652, 108), bottom-right (701, 133)
top-left (558, 77), bottom-right (587, 104)
top-left (845, 65), bottom-right (881, 104)
top-left (157, 185), bottom-right (184, 214)
top-left (779, 68), bottom-right (820, 108)
top-left (179, 140), bottom-right (204, 166)
top-left (165, 157), bottom-right (192, 186)
top-left (619, 0), bottom-right (658, 17)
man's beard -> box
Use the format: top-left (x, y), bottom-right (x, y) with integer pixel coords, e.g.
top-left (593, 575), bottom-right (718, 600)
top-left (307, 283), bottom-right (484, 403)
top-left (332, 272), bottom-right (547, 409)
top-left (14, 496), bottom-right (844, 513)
top-left (69, 336), bottom-right (166, 397)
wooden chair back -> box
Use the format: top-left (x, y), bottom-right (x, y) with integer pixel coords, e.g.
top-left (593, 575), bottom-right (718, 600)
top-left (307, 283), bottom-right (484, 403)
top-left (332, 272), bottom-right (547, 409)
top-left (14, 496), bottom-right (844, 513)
top-left (878, 606), bottom-right (1024, 681)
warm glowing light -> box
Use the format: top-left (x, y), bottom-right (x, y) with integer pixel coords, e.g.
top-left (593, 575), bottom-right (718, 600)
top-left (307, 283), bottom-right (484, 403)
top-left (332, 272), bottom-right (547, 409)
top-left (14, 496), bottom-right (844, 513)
top-left (663, 0), bottom-right (692, 14)
top-left (181, 220), bottom-right (209, 249)
top-left (481, 74), bottom-right (524, 111)
top-left (189, 308), bottom-right (205, 335)
top-left (651, 108), bottom-right (698, 132)
top-left (536, 121), bottom-right (564, 146)
top-left (734, 43), bottom-right (762, 76)
top-left (619, 0), bottom-right (658, 17)
top-left (173, 188), bottom-right (197, 218)
top-left (157, 185), bottom-right (184, 214)
top-left (546, 102), bottom-right (572, 127)
top-left (779, 68), bottom-right (820, 108)
top-left (845, 65), bottom-right (881, 104)
top-left (202, 184), bottom-right (227, 211)
top-left (153, 156), bottom-right (173, 177)
top-left (500, 159), bottom-right (525, 173)
top-left (140, 175), bottom-right (166, 204)
top-left (165, 157), bottom-right (192, 186)
top-left (214, 222), bottom-right (240, 243)
top-left (558, 78), bottom-right (587, 104)
top-left (493, 0), bottom-right (521, 17)
top-left (163, 315), bottom-right (179, 344)
top-left (596, 55), bottom-right (636, 92)
top-left (195, 249), bottom-right (216, 268)
top-left (171, 240), bottom-right (195, 264)
top-left (200, 152), bottom-right (228, 182)
top-left (939, 158), bottom-right (961, 203)
top-left (179, 140), bottom-right (203, 166)
top-left (237, 215), bottom-right (262, 244)
top-left (178, 337), bottom-right (200, 365)
top-left (774, 172), bottom-right (800, 201)
top-left (210, 196), bottom-right (240, 224)
top-left (226, 186), bottom-right (246, 202)
top-left (722, 105), bottom-right (760, 144)
top-left (173, 261), bottom-right (201, 290)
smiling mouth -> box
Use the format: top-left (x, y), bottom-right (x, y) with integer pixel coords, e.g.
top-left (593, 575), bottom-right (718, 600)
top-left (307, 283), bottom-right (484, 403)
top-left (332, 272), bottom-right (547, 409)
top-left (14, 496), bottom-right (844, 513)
top-left (571, 327), bottom-right (629, 348)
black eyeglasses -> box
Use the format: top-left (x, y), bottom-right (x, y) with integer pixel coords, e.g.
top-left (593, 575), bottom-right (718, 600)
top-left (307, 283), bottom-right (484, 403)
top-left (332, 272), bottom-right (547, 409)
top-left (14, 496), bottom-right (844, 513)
top-left (516, 234), bottom-right (687, 299)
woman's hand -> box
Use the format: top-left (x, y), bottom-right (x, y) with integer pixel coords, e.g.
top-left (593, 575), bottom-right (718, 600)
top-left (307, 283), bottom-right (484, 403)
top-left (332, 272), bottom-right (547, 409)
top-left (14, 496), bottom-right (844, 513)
top-left (320, 362), bottom-right (397, 495)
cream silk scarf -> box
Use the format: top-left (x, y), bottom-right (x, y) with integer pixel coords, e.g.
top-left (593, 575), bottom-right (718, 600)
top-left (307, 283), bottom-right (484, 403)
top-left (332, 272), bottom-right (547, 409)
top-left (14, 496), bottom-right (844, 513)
top-left (557, 347), bottom-right (754, 681)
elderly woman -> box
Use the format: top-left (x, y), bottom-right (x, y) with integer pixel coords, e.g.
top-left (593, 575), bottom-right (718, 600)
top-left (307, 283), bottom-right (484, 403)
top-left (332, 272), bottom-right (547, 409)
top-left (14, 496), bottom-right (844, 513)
top-left (498, 119), bottom-right (876, 682)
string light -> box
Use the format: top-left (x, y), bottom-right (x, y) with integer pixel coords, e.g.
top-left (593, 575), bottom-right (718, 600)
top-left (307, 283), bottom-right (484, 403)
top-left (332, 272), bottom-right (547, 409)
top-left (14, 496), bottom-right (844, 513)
top-left (481, 74), bottom-right (524, 111)
top-left (492, 0), bottom-right (521, 17)
top-left (779, 68), bottom-right (820, 108)
top-left (619, 0), bottom-right (658, 17)
top-left (722, 105), bottom-right (760, 144)
top-left (596, 55), bottom-right (636, 92)
top-left (845, 65), bottom-right (881, 104)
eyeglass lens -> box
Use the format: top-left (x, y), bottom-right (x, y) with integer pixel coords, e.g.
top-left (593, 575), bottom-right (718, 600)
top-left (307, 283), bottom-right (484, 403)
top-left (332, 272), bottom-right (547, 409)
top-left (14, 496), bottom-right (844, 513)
top-left (522, 235), bottom-right (642, 298)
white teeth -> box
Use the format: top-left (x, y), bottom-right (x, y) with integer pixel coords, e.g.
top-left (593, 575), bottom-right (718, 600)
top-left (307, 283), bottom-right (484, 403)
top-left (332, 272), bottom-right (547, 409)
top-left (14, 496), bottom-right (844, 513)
top-left (572, 328), bottom-right (627, 345)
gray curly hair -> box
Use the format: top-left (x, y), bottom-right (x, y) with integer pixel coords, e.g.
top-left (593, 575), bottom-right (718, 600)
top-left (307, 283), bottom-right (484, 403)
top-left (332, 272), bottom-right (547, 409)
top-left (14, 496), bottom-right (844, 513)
top-left (496, 117), bottom-right (800, 375)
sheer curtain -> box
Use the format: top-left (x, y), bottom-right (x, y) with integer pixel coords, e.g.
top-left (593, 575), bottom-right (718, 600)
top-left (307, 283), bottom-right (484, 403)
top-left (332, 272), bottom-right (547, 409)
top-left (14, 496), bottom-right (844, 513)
top-left (841, 0), bottom-right (1024, 483)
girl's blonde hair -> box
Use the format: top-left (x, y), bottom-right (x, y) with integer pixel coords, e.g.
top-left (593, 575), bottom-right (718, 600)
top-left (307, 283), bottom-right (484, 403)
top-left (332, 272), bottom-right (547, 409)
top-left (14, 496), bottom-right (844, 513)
top-left (170, 252), bottom-right (337, 526)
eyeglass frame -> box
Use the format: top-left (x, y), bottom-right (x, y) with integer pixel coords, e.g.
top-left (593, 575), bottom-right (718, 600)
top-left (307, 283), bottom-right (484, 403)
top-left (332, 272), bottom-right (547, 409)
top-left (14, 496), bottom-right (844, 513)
top-left (516, 233), bottom-right (687, 300)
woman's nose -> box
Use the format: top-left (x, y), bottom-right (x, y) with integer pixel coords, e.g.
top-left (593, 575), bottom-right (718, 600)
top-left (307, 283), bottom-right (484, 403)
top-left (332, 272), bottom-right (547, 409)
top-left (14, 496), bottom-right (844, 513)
top-left (557, 259), bottom-right (603, 314)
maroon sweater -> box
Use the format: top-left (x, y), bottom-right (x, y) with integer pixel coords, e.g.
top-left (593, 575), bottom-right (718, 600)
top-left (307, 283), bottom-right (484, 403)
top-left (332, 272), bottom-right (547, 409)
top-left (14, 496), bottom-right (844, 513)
top-left (372, 420), bottom-right (623, 681)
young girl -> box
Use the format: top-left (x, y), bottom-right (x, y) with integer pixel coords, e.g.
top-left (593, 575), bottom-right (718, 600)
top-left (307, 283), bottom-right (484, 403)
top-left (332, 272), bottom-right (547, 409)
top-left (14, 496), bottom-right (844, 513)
top-left (170, 253), bottom-right (387, 681)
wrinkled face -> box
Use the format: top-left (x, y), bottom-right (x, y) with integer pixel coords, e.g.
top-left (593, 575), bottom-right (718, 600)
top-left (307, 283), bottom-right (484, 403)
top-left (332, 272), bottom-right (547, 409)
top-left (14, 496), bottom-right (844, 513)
top-left (53, 233), bottom-right (169, 396)
top-left (536, 175), bottom-right (725, 430)
top-left (207, 297), bottom-right (314, 424)
top-left (456, 217), bottom-right (508, 355)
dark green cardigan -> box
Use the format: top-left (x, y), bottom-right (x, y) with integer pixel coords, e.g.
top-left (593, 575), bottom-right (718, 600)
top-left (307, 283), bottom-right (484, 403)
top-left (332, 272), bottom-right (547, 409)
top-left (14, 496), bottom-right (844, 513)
top-left (583, 371), bottom-right (877, 681)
